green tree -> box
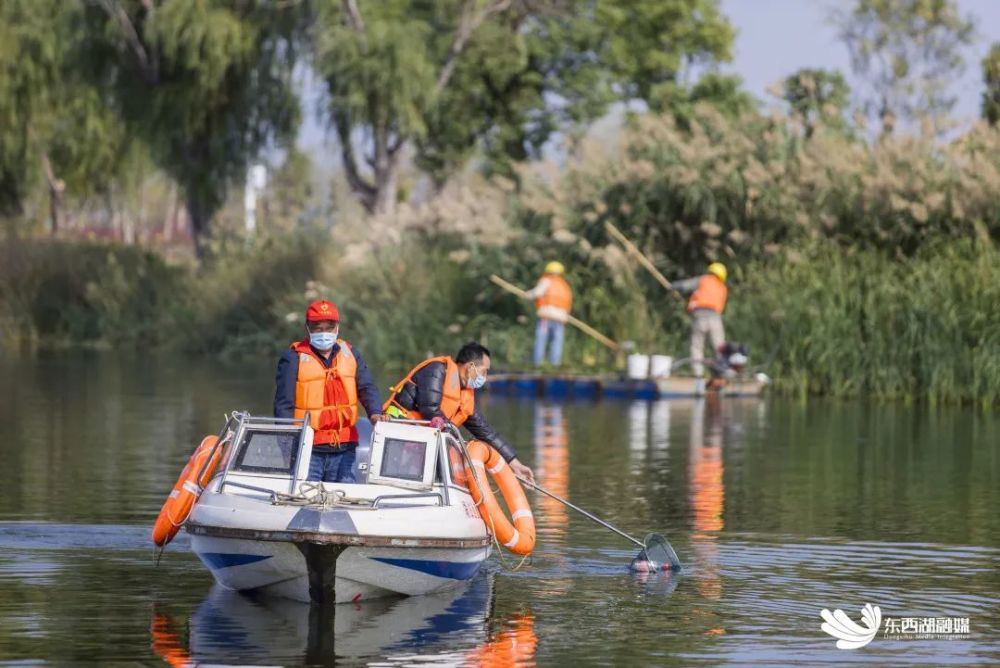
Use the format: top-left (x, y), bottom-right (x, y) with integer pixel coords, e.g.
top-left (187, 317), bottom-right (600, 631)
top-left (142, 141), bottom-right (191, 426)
top-left (80, 0), bottom-right (305, 256)
top-left (782, 68), bottom-right (851, 137)
top-left (834, 0), bottom-right (974, 133)
top-left (314, 0), bottom-right (736, 213)
top-left (984, 43), bottom-right (1000, 125)
top-left (0, 0), bottom-right (124, 234)
top-left (593, 0), bottom-right (735, 112)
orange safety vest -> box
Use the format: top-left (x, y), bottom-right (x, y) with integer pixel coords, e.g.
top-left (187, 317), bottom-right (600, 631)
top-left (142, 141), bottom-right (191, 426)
top-left (291, 339), bottom-right (359, 446)
top-left (384, 356), bottom-right (476, 427)
top-left (534, 274), bottom-right (572, 313)
top-left (687, 274), bottom-right (727, 314)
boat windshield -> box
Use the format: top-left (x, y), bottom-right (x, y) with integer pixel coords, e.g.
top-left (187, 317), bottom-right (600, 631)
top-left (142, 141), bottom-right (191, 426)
top-left (379, 437), bottom-right (428, 482)
top-left (229, 430), bottom-right (300, 476)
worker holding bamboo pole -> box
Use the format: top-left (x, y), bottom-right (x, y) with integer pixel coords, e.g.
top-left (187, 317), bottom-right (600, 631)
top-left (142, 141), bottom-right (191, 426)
top-left (673, 263), bottom-right (729, 395)
top-left (523, 261), bottom-right (573, 367)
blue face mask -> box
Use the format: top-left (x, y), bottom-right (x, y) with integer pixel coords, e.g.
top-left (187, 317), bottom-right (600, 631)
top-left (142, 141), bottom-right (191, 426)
top-left (468, 363), bottom-right (487, 389)
top-left (309, 330), bottom-right (337, 351)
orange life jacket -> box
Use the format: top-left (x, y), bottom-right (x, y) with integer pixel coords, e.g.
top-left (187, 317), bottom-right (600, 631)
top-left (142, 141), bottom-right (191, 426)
top-left (534, 274), bottom-right (572, 313)
top-left (687, 274), bottom-right (728, 314)
top-left (384, 356), bottom-right (476, 427)
top-left (292, 339), bottom-right (359, 446)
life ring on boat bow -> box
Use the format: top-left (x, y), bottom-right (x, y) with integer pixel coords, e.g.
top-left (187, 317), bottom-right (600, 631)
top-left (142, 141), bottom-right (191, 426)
top-left (464, 440), bottom-right (536, 556)
top-left (152, 435), bottom-right (223, 547)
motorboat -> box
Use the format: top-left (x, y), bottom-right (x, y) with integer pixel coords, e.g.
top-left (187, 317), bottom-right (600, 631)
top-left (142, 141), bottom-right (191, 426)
top-left (181, 413), bottom-right (492, 604)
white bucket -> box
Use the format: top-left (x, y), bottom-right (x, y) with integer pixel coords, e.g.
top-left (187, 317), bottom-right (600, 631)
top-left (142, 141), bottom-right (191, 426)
top-left (626, 354), bottom-right (650, 380)
top-left (650, 354), bottom-right (673, 378)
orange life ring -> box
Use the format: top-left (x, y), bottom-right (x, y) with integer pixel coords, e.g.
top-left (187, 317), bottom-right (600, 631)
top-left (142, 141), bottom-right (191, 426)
top-left (464, 440), bottom-right (536, 556)
top-left (152, 435), bottom-right (222, 547)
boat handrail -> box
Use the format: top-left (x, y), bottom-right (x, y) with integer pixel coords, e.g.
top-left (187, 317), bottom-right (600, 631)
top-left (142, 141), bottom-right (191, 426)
top-left (212, 414), bottom-right (482, 509)
top-left (439, 426), bottom-right (486, 502)
top-left (219, 479), bottom-right (283, 500)
top-left (371, 492), bottom-right (443, 509)
top-left (220, 475), bottom-right (457, 511)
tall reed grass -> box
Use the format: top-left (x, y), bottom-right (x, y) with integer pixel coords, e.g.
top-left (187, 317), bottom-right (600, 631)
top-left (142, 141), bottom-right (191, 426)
top-left (730, 241), bottom-right (1000, 407)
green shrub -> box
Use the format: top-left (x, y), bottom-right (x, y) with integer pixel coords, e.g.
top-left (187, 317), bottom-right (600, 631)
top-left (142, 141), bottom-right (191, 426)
top-left (0, 240), bottom-right (184, 346)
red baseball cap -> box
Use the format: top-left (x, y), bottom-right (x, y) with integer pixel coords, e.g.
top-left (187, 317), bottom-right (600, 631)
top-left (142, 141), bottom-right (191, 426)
top-left (305, 299), bottom-right (340, 322)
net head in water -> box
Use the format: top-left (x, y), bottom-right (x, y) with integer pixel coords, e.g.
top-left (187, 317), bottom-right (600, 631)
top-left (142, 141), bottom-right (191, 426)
top-left (630, 534), bottom-right (682, 572)
top-left (629, 548), bottom-right (664, 572)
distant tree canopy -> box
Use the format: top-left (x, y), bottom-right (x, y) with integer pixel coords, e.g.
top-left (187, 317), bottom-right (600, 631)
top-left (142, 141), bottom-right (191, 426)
top-left (834, 0), bottom-right (974, 133)
top-left (78, 0), bottom-right (306, 256)
top-left (313, 0), bottom-right (737, 213)
top-left (6, 0), bottom-right (1000, 250)
top-left (782, 68), bottom-right (851, 138)
top-left (0, 0), bottom-right (125, 230)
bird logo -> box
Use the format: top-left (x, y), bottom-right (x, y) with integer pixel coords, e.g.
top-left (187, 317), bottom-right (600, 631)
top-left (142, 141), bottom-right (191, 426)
top-left (820, 603), bottom-right (882, 649)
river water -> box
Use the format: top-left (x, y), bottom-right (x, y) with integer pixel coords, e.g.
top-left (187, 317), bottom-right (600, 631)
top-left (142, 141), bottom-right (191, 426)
top-left (0, 352), bottom-right (997, 666)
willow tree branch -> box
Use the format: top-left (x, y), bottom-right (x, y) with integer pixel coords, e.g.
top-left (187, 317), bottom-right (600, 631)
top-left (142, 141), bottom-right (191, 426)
top-left (434, 0), bottom-right (513, 96)
top-left (93, 0), bottom-right (158, 84)
top-left (341, 0), bottom-right (368, 50)
top-left (334, 111), bottom-right (376, 209)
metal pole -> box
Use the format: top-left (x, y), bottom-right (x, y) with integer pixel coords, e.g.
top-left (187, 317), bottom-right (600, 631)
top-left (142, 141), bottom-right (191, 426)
top-left (516, 475), bottom-right (644, 548)
top-left (604, 222), bottom-right (685, 304)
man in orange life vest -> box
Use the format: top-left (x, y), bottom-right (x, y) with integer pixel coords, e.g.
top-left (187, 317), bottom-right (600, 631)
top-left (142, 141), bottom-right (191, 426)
top-left (672, 262), bottom-right (728, 395)
top-left (524, 261), bottom-right (572, 367)
top-left (274, 299), bottom-right (384, 482)
top-left (384, 342), bottom-right (535, 482)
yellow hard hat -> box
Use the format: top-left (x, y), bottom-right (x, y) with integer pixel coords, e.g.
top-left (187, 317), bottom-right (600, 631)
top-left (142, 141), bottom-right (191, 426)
top-left (544, 261), bottom-right (565, 275)
top-left (707, 262), bottom-right (727, 282)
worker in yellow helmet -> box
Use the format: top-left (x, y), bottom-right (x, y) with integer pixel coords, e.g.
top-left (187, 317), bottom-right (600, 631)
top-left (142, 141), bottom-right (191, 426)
top-left (672, 263), bottom-right (728, 394)
top-left (524, 261), bottom-right (572, 366)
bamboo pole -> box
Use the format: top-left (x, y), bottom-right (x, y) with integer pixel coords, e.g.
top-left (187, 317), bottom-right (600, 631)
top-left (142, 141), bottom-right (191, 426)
top-left (604, 221), bottom-right (685, 303)
top-left (489, 274), bottom-right (621, 351)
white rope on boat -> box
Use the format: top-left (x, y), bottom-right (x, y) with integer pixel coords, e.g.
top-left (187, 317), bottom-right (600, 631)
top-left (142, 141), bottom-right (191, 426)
top-left (270, 482), bottom-right (373, 509)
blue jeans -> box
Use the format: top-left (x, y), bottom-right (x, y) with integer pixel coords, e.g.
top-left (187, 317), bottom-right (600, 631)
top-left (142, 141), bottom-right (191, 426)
top-left (307, 447), bottom-right (357, 483)
top-left (533, 318), bottom-right (565, 366)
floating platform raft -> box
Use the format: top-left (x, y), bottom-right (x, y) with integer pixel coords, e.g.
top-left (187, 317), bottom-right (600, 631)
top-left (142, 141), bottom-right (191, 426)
top-left (486, 374), bottom-right (766, 400)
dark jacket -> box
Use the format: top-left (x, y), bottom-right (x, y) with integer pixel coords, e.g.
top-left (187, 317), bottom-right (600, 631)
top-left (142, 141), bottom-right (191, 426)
top-left (392, 360), bottom-right (518, 463)
top-left (273, 340), bottom-right (383, 449)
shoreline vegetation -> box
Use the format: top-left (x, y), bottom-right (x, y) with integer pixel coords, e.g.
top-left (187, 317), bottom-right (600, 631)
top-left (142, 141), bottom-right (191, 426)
top-left (3, 110), bottom-right (999, 408)
top-left (4, 2), bottom-right (999, 407)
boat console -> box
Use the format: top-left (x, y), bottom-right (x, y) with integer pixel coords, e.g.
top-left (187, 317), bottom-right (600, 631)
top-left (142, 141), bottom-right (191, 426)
top-left (208, 412), bottom-right (469, 501)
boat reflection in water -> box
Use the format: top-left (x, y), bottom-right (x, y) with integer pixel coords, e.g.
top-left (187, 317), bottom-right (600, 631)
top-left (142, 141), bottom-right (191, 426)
top-left (534, 404), bottom-right (569, 544)
top-left (151, 572), bottom-right (537, 667)
top-left (688, 397), bottom-right (725, 635)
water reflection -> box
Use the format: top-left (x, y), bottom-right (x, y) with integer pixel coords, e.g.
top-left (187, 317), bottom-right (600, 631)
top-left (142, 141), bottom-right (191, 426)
top-left (150, 573), bottom-right (537, 667)
top-left (690, 398), bottom-right (725, 534)
top-left (533, 404), bottom-right (569, 544)
top-left (465, 613), bottom-right (538, 668)
top-left (689, 398), bottom-right (725, 611)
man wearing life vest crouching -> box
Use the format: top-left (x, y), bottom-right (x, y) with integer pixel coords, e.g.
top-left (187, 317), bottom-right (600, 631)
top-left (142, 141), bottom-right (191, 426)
top-left (673, 262), bottom-right (728, 396)
top-left (384, 342), bottom-right (535, 483)
top-left (274, 299), bottom-right (384, 482)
